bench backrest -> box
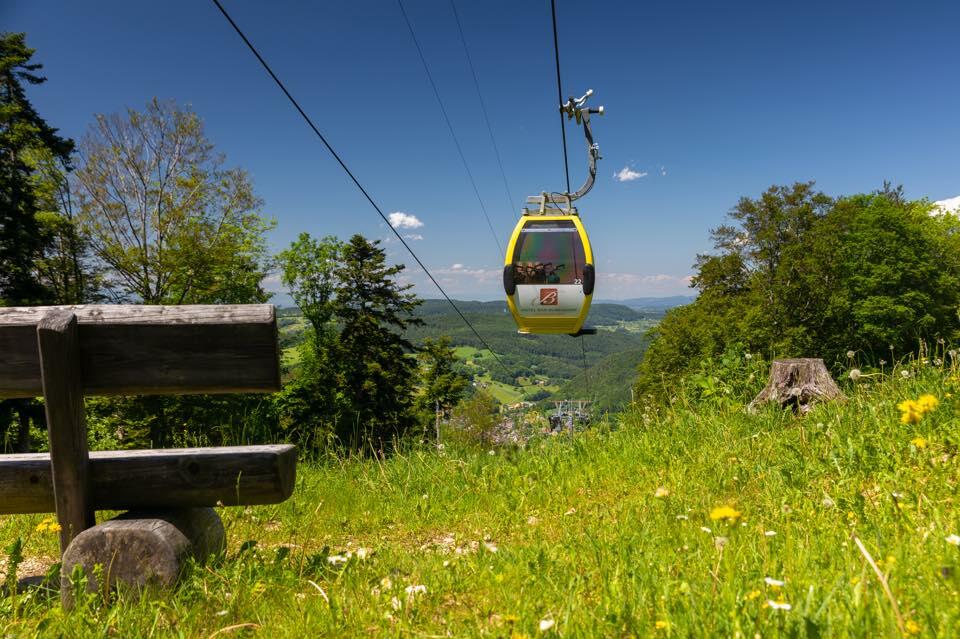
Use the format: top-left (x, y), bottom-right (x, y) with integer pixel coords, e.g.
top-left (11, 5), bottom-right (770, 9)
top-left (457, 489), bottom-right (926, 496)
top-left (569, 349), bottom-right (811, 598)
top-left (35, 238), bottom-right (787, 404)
top-left (0, 304), bottom-right (280, 398)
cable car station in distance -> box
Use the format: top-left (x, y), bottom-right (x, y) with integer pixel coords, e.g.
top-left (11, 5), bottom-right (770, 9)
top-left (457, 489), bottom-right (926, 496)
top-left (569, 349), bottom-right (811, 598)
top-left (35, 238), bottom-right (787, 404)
top-left (503, 89), bottom-right (604, 337)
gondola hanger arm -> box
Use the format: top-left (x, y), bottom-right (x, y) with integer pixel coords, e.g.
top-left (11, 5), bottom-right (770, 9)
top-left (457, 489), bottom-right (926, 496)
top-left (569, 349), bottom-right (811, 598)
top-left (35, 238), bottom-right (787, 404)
top-left (554, 89), bottom-right (603, 205)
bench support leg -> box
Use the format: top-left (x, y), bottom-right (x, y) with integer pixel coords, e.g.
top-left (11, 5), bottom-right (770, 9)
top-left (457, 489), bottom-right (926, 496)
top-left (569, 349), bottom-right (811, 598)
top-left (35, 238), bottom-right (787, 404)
top-left (60, 507), bottom-right (225, 607)
top-left (37, 311), bottom-right (95, 553)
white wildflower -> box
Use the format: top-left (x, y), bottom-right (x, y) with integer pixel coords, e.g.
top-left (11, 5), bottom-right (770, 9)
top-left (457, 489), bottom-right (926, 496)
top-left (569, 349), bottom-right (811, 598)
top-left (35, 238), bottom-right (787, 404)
top-left (539, 618), bottom-right (555, 632)
top-left (879, 359), bottom-right (887, 366)
top-left (488, 450), bottom-right (496, 456)
top-left (822, 496), bottom-right (836, 508)
top-left (767, 600), bottom-right (792, 611)
top-left (765, 530), bottom-right (777, 537)
top-left (846, 350), bottom-right (855, 359)
top-left (390, 596), bottom-right (402, 610)
top-left (745, 353), bottom-right (753, 360)
top-left (935, 358), bottom-right (943, 366)
top-left (327, 554), bottom-right (349, 566)
top-left (354, 547), bottom-right (372, 560)
top-left (483, 541), bottom-right (499, 553)
top-left (676, 515), bottom-right (688, 520)
top-left (654, 486), bottom-right (669, 498)
top-left (405, 584), bottom-right (427, 601)
top-left (901, 370), bottom-right (911, 378)
top-left (764, 577), bottom-right (785, 587)
top-left (700, 526), bottom-right (712, 534)
top-left (848, 368), bottom-right (862, 381)
top-left (946, 534), bottom-right (960, 546)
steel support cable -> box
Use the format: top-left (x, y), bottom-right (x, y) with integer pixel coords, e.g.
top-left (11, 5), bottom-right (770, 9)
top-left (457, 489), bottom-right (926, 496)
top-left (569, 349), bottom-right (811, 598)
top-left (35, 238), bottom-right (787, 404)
top-left (550, 0), bottom-right (571, 194)
top-left (396, 0), bottom-right (503, 256)
top-left (448, 0), bottom-right (516, 219)
top-left (549, 0), bottom-right (590, 389)
top-left (210, 0), bottom-right (509, 374)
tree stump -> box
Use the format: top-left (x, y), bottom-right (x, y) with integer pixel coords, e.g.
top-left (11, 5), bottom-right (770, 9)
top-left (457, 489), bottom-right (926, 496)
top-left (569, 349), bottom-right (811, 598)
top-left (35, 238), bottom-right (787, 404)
top-left (60, 507), bottom-right (225, 607)
top-left (749, 358), bottom-right (844, 414)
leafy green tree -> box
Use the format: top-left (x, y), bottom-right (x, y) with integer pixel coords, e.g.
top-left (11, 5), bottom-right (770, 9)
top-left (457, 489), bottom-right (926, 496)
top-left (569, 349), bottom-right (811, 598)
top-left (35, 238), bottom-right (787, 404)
top-left (274, 233), bottom-right (345, 451)
top-left (418, 336), bottom-right (468, 418)
top-left (448, 390), bottom-right (500, 448)
top-left (332, 235), bottom-right (422, 451)
top-left (636, 183), bottom-right (960, 399)
top-left (73, 98), bottom-right (274, 304)
top-left (26, 146), bottom-right (101, 303)
top-left (277, 233), bottom-right (342, 336)
top-left (69, 100), bottom-right (276, 447)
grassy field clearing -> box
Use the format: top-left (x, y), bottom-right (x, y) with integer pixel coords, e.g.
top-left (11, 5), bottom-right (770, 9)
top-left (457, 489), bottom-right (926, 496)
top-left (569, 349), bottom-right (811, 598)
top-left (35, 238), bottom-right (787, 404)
top-left (2, 361), bottom-right (959, 636)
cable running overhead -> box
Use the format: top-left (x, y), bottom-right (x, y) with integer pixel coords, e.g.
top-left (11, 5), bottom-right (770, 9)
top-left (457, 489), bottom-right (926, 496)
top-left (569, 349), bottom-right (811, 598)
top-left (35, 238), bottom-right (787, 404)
top-left (550, 0), bottom-right (571, 194)
top-left (210, 0), bottom-right (509, 374)
top-left (448, 0), bottom-right (516, 218)
top-left (548, 0), bottom-right (592, 392)
top-left (397, 0), bottom-right (503, 256)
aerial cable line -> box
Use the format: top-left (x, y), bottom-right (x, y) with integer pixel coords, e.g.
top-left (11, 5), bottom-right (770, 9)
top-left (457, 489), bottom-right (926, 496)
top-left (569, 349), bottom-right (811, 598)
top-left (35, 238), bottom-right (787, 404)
top-left (210, 0), bottom-right (509, 374)
top-left (550, 0), bottom-right (571, 194)
top-left (448, 0), bottom-right (516, 220)
top-left (548, 0), bottom-right (591, 392)
top-left (396, 0), bottom-right (504, 257)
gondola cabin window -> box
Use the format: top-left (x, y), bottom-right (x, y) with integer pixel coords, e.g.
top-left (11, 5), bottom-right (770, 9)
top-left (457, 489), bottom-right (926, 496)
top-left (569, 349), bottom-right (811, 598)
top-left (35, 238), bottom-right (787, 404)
top-left (511, 219), bottom-right (586, 286)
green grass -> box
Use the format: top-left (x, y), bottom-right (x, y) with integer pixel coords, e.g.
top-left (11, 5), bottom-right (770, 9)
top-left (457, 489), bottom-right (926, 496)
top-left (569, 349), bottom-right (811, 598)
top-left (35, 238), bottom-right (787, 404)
top-left (2, 361), bottom-right (960, 636)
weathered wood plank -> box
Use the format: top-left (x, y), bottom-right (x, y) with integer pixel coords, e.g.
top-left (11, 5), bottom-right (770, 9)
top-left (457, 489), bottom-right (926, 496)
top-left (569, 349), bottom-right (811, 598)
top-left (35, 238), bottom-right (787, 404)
top-left (0, 304), bottom-right (280, 398)
top-left (37, 311), bottom-right (95, 551)
top-left (0, 445), bottom-right (297, 514)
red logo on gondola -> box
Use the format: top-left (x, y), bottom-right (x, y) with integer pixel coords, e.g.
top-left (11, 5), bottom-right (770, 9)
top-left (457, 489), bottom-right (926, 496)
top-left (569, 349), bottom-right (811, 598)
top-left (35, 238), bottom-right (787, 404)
top-left (539, 288), bottom-right (558, 305)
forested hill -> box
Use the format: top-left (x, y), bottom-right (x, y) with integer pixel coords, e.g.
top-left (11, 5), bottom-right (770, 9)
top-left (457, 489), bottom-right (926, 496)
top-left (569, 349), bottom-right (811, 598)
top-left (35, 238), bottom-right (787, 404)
top-left (404, 300), bottom-right (658, 410)
top-left (278, 300), bottom-right (661, 410)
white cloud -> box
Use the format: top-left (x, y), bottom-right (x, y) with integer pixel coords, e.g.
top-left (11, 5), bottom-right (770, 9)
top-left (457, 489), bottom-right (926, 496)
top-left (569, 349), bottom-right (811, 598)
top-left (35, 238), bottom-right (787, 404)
top-left (451, 263), bottom-right (464, 270)
top-left (403, 233), bottom-right (424, 241)
top-left (660, 166), bottom-right (667, 176)
top-left (388, 211), bottom-right (424, 229)
top-left (614, 166), bottom-right (647, 182)
top-left (933, 196), bottom-right (960, 215)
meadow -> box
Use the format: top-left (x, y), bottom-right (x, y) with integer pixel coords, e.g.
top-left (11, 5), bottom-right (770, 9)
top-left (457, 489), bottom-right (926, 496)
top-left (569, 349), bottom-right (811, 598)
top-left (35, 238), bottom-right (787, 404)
top-left (1, 353), bottom-right (959, 637)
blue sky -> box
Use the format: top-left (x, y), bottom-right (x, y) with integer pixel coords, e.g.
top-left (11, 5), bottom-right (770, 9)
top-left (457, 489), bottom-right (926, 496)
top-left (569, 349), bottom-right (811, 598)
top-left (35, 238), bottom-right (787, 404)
top-left (5, 0), bottom-right (960, 301)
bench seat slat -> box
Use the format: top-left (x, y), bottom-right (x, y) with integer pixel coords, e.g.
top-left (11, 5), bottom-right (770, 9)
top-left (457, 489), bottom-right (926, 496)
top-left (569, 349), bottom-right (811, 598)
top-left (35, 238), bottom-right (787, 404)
top-left (0, 304), bottom-right (280, 399)
top-left (0, 444), bottom-right (296, 514)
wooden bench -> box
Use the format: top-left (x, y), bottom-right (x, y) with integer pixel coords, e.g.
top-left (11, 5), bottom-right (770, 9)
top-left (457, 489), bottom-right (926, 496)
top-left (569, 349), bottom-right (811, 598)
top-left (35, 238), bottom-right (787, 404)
top-left (0, 304), bottom-right (295, 604)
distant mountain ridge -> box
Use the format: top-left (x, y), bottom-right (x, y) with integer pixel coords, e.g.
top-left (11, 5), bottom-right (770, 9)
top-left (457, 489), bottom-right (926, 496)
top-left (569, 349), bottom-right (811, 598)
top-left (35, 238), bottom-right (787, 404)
top-left (595, 295), bottom-right (695, 310)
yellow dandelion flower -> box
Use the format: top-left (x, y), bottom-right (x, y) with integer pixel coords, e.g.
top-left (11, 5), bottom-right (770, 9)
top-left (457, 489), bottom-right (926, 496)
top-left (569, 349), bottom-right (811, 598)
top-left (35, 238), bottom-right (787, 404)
top-left (709, 505), bottom-right (741, 522)
top-left (911, 436), bottom-right (928, 449)
top-left (905, 619), bottom-right (921, 635)
top-left (898, 400), bottom-right (923, 424)
top-left (35, 517), bottom-right (61, 534)
top-left (655, 620), bottom-right (670, 630)
top-left (917, 394), bottom-right (939, 412)
top-left (744, 590), bottom-right (761, 601)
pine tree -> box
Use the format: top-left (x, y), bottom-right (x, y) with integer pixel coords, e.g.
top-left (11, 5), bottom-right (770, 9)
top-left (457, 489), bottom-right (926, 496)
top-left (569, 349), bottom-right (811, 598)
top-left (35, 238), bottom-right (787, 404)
top-left (0, 32), bottom-right (74, 305)
top-left (332, 235), bottom-right (422, 452)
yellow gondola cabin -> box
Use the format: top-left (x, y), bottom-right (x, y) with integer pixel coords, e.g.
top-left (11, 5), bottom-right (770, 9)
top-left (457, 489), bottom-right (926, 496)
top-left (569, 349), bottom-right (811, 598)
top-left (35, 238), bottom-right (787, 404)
top-left (503, 209), bottom-right (594, 335)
